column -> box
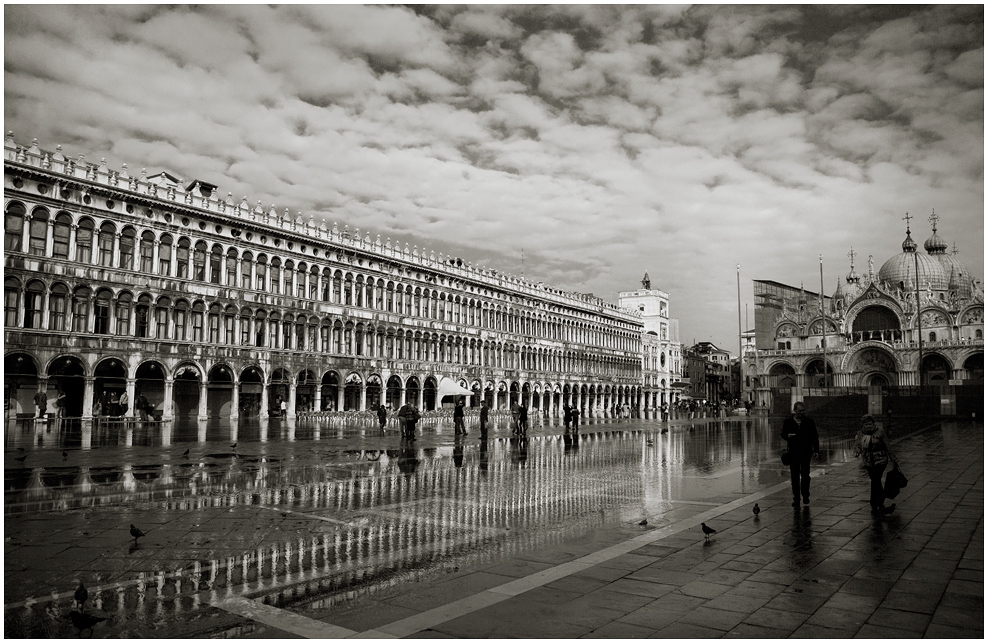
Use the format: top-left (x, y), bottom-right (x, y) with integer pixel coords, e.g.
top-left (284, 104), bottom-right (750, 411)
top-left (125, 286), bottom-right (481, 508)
top-left (360, 382), bottom-right (367, 411)
top-left (162, 378), bottom-right (174, 420)
top-left (313, 385), bottom-right (321, 413)
top-left (399, 385), bottom-right (407, 407)
top-left (259, 381), bottom-right (269, 417)
top-left (198, 381), bottom-right (208, 420)
top-left (68, 224), bottom-right (78, 263)
top-left (288, 380), bottom-right (297, 418)
top-left (230, 380), bottom-right (239, 419)
top-left (82, 377), bottom-right (95, 420)
top-left (45, 219), bottom-right (54, 256)
top-left (337, 383), bottom-right (345, 412)
top-left (124, 378), bottom-right (136, 418)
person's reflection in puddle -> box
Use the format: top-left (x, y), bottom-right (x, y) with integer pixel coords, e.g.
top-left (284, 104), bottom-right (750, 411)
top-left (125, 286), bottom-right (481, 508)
top-left (453, 433), bottom-right (464, 468)
top-left (397, 438), bottom-right (419, 476)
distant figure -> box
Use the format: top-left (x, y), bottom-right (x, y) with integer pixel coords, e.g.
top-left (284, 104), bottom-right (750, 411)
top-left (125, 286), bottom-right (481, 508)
top-left (517, 404), bottom-right (528, 434)
top-left (119, 390), bottom-right (129, 417)
top-left (33, 388), bottom-right (47, 419)
top-left (479, 399), bottom-right (490, 436)
top-left (377, 404), bottom-right (388, 431)
top-left (571, 405), bottom-right (580, 431)
top-left (55, 390), bottom-right (67, 421)
top-left (137, 393), bottom-right (149, 421)
top-left (108, 391), bottom-right (120, 417)
top-left (279, 397), bottom-right (287, 417)
top-left (782, 402), bottom-right (820, 508)
top-left (562, 404), bottom-right (571, 431)
top-left (398, 402), bottom-right (420, 440)
top-left (453, 399), bottom-right (466, 434)
top-left (510, 401), bottom-right (521, 433)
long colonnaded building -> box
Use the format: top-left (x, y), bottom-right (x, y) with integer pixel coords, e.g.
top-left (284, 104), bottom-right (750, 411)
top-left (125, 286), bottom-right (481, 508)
top-left (3, 134), bottom-right (682, 423)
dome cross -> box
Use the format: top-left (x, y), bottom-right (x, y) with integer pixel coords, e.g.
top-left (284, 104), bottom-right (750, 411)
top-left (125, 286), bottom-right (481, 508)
top-left (929, 209), bottom-right (939, 231)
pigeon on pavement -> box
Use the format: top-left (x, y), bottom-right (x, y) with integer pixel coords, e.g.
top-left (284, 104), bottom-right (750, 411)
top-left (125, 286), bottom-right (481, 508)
top-left (753, 503), bottom-right (760, 517)
top-left (182, 448), bottom-right (190, 458)
top-left (62, 451), bottom-right (69, 460)
top-left (14, 455), bottom-right (27, 464)
top-left (129, 524), bottom-right (146, 544)
top-left (69, 610), bottom-right (107, 636)
top-left (701, 523), bottom-right (716, 540)
top-left (74, 582), bottom-right (89, 611)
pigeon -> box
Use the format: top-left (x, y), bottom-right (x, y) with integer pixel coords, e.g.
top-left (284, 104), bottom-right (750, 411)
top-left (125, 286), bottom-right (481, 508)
top-left (62, 451), bottom-right (69, 460)
top-left (182, 448), bottom-right (190, 458)
top-left (129, 524), bottom-right (146, 544)
top-left (230, 443), bottom-right (237, 450)
top-left (701, 523), bottom-right (716, 540)
top-left (68, 610), bottom-right (107, 636)
top-left (638, 519), bottom-right (648, 526)
top-left (753, 503), bottom-right (760, 517)
top-left (14, 455), bottom-right (27, 464)
top-left (74, 582), bottom-right (89, 611)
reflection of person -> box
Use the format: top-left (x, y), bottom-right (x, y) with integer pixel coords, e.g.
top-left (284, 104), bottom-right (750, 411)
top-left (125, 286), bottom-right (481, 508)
top-left (33, 388), bottom-right (48, 419)
top-left (453, 399), bottom-right (466, 434)
top-left (781, 402), bottom-right (820, 508)
top-left (479, 399), bottom-right (489, 436)
top-left (453, 434), bottom-right (464, 468)
top-left (853, 415), bottom-right (897, 515)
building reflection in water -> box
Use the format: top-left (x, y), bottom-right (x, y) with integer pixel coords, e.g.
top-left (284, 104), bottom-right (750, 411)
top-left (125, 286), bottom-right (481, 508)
top-left (5, 414), bottom-right (878, 636)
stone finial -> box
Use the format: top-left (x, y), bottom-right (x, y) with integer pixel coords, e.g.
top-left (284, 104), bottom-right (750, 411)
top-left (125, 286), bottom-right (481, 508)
top-left (53, 145), bottom-right (64, 161)
top-left (119, 163), bottom-right (129, 179)
top-left (29, 139), bottom-right (40, 154)
top-left (226, 192), bottom-right (234, 205)
top-left (42, 153), bottom-right (51, 169)
top-left (141, 168), bottom-right (148, 180)
top-left (5, 131), bottom-right (14, 146)
top-left (254, 200), bottom-right (263, 214)
top-left (376, 234), bottom-right (381, 246)
top-left (332, 221), bottom-right (339, 235)
top-left (386, 237), bottom-right (391, 249)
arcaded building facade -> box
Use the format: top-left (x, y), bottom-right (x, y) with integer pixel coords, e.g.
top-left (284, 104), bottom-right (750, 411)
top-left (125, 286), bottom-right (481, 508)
top-left (4, 134), bottom-right (649, 422)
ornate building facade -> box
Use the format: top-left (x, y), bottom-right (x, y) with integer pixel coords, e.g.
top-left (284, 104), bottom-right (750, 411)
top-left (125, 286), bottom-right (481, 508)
top-left (4, 134), bottom-right (651, 422)
top-left (748, 215), bottom-right (983, 413)
top-left (617, 273), bottom-right (683, 409)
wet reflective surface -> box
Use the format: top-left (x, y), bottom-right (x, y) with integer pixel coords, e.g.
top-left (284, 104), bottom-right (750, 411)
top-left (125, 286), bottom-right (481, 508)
top-left (4, 412), bottom-right (928, 637)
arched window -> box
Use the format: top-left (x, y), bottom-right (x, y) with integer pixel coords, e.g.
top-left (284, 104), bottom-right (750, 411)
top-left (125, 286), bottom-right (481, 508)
top-left (176, 238), bottom-right (191, 278)
top-left (140, 231), bottom-right (155, 272)
top-left (310, 266), bottom-right (319, 300)
top-left (253, 310), bottom-right (266, 347)
top-left (24, 280), bottom-right (45, 329)
top-left (929, 332), bottom-right (937, 342)
top-left (113, 292), bottom-right (130, 335)
top-left (269, 258), bottom-right (281, 294)
top-left (119, 227), bottom-right (136, 270)
top-left (50, 283), bottom-right (68, 331)
top-left (253, 254), bottom-right (265, 290)
top-left (976, 329), bottom-right (983, 340)
top-left (159, 234), bottom-right (173, 276)
top-left (93, 289), bottom-right (112, 334)
top-left (296, 262), bottom-right (306, 298)
top-left (72, 287), bottom-right (92, 333)
top-left (322, 268), bottom-right (332, 301)
top-left (98, 222), bottom-right (115, 266)
top-left (193, 241), bottom-right (207, 280)
top-left (333, 272), bottom-right (342, 304)
top-left (191, 302), bottom-right (205, 342)
top-left (344, 275), bottom-right (353, 306)
top-left (237, 254), bottom-right (252, 291)
top-left (226, 248), bottom-right (238, 286)
top-left (173, 300), bottom-right (188, 341)
top-left (4, 277), bottom-right (20, 326)
top-left (76, 219), bottom-right (94, 263)
top-left (29, 208), bottom-right (49, 256)
top-left (208, 303), bottom-right (221, 343)
top-left (155, 297), bottom-right (170, 339)
top-left (209, 245), bottom-right (222, 284)
top-left (135, 294), bottom-right (151, 338)
top-left (284, 260), bottom-right (294, 295)
top-left (53, 213), bottom-right (71, 259)
top-left (355, 276), bottom-right (364, 307)
top-left (224, 305), bottom-right (237, 344)
top-left (4, 202), bottom-right (25, 252)
top-left (239, 308), bottom-right (252, 345)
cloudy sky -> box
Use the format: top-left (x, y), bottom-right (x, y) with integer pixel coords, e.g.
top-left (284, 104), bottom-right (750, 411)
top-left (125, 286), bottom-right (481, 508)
top-left (5, 4), bottom-right (983, 350)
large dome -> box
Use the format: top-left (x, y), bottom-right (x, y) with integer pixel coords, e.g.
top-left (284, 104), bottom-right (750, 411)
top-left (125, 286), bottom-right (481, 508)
top-left (939, 253), bottom-right (973, 298)
top-left (878, 230), bottom-right (948, 291)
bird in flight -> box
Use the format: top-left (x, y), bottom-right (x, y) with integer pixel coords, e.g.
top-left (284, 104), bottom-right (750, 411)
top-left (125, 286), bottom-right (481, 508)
top-left (753, 503), bottom-right (760, 517)
top-left (701, 523), bottom-right (716, 540)
top-left (130, 524), bottom-right (146, 544)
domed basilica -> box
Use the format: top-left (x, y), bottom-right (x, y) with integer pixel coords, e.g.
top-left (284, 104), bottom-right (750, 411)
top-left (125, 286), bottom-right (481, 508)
top-left (749, 213), bottom-right (983, 416)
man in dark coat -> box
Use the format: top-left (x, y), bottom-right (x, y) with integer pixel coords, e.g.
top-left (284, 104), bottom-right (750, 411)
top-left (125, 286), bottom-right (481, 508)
top-left (479, 399), bottom-right (489, 436)
top-left (377, 404), bottom-right (388, 432)
top-left (453, 398), bottom-right (466, 434)
top-left (781, 401), bottom-right (820, 507)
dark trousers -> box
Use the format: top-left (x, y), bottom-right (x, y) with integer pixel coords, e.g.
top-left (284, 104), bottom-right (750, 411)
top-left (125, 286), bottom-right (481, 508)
top-left (789, 455), bottom-right (812, 501)
top-left (866, 464), bottom-right (888, 509)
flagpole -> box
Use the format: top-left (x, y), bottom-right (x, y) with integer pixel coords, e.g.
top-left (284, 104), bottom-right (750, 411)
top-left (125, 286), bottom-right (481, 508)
top-left (737, 264), bottom-right (743, 402)
top-left (819, 255), bottom-right (829, 391)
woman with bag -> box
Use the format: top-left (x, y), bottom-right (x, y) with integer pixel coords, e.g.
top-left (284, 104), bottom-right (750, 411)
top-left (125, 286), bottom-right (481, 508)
top-left (852, 414), bottom-right (897, 516)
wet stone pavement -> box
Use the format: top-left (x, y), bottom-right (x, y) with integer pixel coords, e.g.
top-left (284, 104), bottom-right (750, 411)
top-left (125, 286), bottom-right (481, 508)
top-left (3, 413), bottom-right (983, 638)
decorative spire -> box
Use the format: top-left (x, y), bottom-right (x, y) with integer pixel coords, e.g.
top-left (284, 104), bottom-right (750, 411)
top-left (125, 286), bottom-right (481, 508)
top-left (901, 212), bottom-right (917, 253)
top-left (929, 209), bottom-right (939, 231)
top-left (642, 271), bottom-right (651, 290)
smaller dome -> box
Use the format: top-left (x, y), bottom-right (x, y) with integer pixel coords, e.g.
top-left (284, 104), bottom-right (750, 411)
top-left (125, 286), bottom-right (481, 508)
top-left (924, 230), bottom-right (948, 254)
top-left (901, 231), bottom-right (917, 253)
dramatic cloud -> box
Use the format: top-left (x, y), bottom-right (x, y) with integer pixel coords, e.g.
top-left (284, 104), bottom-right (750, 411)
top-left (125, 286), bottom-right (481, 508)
top-left (4, 5), bottom-right (983, 349)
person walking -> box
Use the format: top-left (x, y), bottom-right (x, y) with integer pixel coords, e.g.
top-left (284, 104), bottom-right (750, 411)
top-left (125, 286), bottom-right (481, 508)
top-left (853, 414), bottom-right (897, 515)
top-left (33, 388), bottom-right (48, 419)
top-left (398, 402), bottom-right (419, 440)
top-left (781, 401), bottom-right (819, 507)
top-left (518, 403), bottom-right (528, 435)
top-left (136, 392), bottom-right (149, 422)
top-left (119, 390), bottom-right (129, 418)
top-left (479, 399), bottom-right (489, 436)
top-left (510, 400), bottom-right (521, 434)
top-left (562, 404), bottom-right (571, 432)
top-left (279, 397), bottom-right (287, 418)
top-left (453, 398), bottom-right (466, 434)
top-left (377, 404), bottom-right (388, 432)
